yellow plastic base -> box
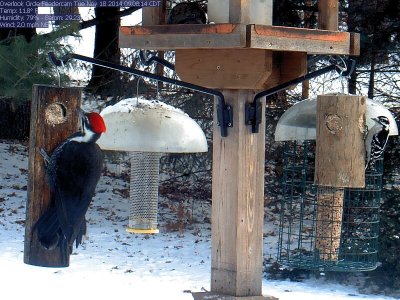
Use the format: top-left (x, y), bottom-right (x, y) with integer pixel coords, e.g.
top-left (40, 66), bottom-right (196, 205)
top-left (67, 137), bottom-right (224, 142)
top-left (126, 227), bottom-right (160, 234)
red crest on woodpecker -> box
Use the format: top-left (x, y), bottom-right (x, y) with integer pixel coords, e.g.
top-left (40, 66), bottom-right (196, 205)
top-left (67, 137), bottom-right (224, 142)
top-left (87, 112), bottom-right (106, 134)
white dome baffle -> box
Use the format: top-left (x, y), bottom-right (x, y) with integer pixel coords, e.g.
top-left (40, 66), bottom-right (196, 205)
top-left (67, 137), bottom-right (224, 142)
top-left (275, 96), bottom-right (398, 142)
top-left (98, 98), bottom-right (208, 234)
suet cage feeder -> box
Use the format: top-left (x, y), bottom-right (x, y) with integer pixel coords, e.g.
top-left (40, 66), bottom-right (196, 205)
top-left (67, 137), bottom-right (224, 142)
top-left (275, 97), bottom-right (398, 272)
top-left (98, 98), bottom-right (207, 234)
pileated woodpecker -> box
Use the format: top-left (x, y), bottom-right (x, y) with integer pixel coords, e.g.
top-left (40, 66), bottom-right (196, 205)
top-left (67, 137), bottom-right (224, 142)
top-left (35, 108), bottom-right (106, 254)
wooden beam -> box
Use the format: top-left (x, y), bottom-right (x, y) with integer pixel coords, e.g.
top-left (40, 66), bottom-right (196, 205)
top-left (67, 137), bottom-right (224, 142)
top-left (119, 24), bottom-right (246, 50)
top-left (211, 91), bottom-right (266, 297)
top-left (229, 0), bottom-right (251, 24)
top-left (175, 49), bottom-right (273, 89)
top-left (314, 94), bottom-right (366, 188)
top-left (318, 0), bottom-right (339, 30)
top-left (120, 24), bottom-right (359, 56)
top-left (24, 85), bottom-right (81, 267)
top-left (248, 25), bottom-right (357, 55)
top-left (142, 0), bottom-right (166, 26)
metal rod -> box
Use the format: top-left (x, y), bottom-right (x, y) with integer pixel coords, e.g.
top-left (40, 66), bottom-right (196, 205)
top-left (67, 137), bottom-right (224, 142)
top-left (48, 52), bottom-right (231, 137)
top-left (248, 59), bottom-right (356, 134)
top-left (139, 50), bottom-right (175, 71)
top-left (255, 64), bottom-right (336, 101)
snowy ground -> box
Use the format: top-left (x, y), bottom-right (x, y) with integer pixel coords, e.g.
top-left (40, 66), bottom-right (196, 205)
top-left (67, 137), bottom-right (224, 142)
top-left (0, 140), bottom-right (397, 300)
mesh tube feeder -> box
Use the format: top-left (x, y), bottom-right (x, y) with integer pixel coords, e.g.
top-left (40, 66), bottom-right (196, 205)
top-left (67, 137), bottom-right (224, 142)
top-left (275, 95), bottom-right (398, 272)
top-left (97, 98), bottom-right (208, 234)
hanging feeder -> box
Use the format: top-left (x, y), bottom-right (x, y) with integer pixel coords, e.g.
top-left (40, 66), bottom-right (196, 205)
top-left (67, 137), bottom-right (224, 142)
top-left (97, 98), bottom-right (208, 234)
top-left (276, 95), bottom-right (398, 271)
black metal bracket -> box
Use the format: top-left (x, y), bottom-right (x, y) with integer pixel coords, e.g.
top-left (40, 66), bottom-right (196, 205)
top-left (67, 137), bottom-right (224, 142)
top-left (139, 50), bottom-right (176, 71)
top-left (245, 100), bottom-right (263, 133)
top-left (48, 52), bottom-right (233, 137)
top-left (245, 58), bottom-right (356, 134)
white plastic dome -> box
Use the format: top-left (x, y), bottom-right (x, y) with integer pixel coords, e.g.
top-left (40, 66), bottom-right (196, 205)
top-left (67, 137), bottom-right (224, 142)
top-left (275, 96), bottom-right (398, 141)
top-left (97, 98), bottom-right (208, 152)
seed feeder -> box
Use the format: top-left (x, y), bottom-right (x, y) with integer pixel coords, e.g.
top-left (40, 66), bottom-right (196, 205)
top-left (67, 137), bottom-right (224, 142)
top-left (97, 98), bottom-right (207, 234)
top-left (276, 95), bottom-right (398, 271)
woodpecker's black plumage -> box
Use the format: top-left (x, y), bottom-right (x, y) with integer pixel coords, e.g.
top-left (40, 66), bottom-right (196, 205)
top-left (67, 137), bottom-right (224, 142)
top-left (365, 116), bottom-right (390, 170)
top-left (35, 109), bottom-right (106, 254)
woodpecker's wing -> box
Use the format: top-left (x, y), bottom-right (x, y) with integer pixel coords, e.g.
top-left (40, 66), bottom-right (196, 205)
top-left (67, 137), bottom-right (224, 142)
top-left (370, 129), bottom-right (390, 160)
top-left (51, 141), bottom-right (104, 246)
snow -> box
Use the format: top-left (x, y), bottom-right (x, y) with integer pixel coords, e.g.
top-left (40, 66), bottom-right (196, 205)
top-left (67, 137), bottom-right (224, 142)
top-left (100, 97), bottom-right (187, 116)
top-left (0, 140), bottom-right (397, 300)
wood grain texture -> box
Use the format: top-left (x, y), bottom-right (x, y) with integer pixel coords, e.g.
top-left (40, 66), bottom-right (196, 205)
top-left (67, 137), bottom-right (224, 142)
top-left (318, 0), bottom-right (339, 30)
top-left (314, 94), bottom-right (366, 188)
top-left (211, 90), bottom-right (266, 297)
top-left (175, 49), bottom-right (272, 89)
top-left (119, 24), bottom-right (358, 56)
top-left (229, 0), bottom-right (250, 24)
top-left (248, 25), bottom-right (354, 55)
top-left (119, 24), bottom-right (246, 50)
top-left (142, 0), bottom-right (167, 26)
top-left (24, 85), bottom-right (81, 267)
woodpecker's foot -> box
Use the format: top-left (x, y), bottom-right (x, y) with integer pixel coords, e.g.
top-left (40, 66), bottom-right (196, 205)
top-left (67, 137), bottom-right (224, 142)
top-left (39, 148), bottom-right (50, 166)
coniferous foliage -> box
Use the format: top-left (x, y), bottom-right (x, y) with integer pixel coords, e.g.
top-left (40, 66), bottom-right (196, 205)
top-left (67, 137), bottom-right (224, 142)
top-left (0, 24), bottom-right (76, 101)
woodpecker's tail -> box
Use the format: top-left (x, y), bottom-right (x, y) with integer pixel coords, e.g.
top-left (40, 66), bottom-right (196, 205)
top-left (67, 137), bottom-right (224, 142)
top-left (35, 207), bottom-right (61, 250)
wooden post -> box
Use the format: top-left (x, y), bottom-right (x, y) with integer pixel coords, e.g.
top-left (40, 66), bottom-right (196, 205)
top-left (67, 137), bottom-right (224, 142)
top-left (314, 94), bottom-right (365, 260)
top-left (24, 85), bottom-right (81, 267)
top-left (142, 0), bottom-right (166, 25)
top-left (318, 0), bottom-right (339, 30)
top-left (211, 90), bottom-right (266, 297)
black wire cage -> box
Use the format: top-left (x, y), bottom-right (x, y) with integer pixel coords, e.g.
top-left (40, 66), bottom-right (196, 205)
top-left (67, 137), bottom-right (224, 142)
top-left (277, 140), bottom-right (382, 272)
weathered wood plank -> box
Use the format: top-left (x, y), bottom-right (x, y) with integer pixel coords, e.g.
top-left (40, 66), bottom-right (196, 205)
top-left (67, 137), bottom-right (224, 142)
top-left (175, 49), bottom-right (272, 89)
top-left (24, 85), bottom-right (81, 267)
top-left (314, 94), bottom-right (366, 188)
top-left (211, 90), bottom-right (266, 296)
top-left (229, 0), bottom-right (251, 24)
top-left (119, 24), bottom-right (246, 50)
top-left (142, 0), bottom-right (166, 26)
top-left (318, 0), bottom-right (339, 30)
top-left (248, 25), bottom-right (356, 55)
top-left (120, 24), bottom-right (358, 55)
top-left (350, 32), bottom-right (361, 56)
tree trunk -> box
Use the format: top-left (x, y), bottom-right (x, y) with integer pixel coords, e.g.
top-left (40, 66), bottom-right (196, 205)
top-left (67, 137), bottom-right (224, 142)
top-left (87, 7), bottom-right (121, 96)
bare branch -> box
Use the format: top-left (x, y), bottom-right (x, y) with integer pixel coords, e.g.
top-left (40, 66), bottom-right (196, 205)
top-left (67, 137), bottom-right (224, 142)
top-left (79, 7), bottom-right (141, 31)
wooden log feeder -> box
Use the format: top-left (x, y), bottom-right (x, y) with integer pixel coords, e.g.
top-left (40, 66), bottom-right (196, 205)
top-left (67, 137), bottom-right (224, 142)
top-left (116, 1), bottom-right (360, 299)
top-left (314, 94), bottom-right (366, 261)
top-left (24, 85), bottom-right (81, 267)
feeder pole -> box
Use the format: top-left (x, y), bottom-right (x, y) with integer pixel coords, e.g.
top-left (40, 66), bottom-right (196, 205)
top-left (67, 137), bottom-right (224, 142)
top-left (318, 0), bottom-right (339, 31)
top-left (24, 85), bottom-right (81, 267)
top-left (211, 90), bottom-right (266, 297)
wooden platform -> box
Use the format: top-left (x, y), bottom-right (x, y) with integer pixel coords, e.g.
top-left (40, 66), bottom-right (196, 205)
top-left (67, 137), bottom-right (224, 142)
top-left (120, 24), bottom-right (359, 56)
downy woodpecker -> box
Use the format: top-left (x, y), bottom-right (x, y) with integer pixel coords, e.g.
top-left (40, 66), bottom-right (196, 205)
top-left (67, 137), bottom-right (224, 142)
top-left (35, 108), bottom-right (106, 254)
top-left (365, 116), bottom-right (390, 170)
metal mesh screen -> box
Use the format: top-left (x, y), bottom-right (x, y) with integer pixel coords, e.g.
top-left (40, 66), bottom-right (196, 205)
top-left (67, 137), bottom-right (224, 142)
top-left (128, 152), bottom-right (161, 232)
top-left (278, 140), bottom-right (382, 272)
